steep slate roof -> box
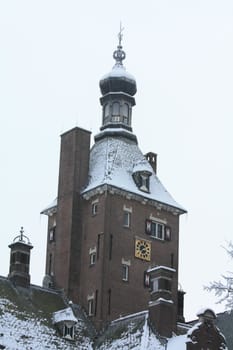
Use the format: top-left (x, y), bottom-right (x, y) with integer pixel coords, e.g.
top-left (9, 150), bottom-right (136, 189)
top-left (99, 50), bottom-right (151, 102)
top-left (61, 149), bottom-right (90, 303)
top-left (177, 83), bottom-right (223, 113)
top-left (82, 134), bottom-right (186, 213)
top-left (0, 277), bottom-right (92, 349)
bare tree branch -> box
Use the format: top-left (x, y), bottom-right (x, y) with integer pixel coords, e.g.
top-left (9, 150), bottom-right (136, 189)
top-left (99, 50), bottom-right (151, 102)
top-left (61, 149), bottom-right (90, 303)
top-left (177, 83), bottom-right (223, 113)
top-left (204, 242), bottom-right (233, 309)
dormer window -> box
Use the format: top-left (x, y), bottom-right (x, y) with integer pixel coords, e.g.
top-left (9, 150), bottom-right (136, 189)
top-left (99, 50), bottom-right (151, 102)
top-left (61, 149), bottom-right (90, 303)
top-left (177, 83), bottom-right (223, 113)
top-left (63, 324), bottom-right (74, 340)
top-left (133, 170), bottom-right (151, 193)
top-left (53, 307), bottom-right (77, 341)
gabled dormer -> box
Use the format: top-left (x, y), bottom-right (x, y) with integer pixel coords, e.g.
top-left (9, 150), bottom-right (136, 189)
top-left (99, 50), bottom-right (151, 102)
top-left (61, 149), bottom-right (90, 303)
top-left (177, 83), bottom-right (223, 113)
top-left (53, 306), bottom-right (77, 341)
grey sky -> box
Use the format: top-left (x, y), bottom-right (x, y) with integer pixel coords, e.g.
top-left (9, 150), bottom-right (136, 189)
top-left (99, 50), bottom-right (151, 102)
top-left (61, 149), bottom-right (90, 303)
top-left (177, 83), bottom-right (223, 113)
top-left (0, 0), bottom-right (232, 321)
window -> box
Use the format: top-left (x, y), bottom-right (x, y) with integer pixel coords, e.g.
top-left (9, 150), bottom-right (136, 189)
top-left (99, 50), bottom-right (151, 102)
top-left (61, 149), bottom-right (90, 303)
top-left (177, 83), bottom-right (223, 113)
top-left (104, 104), bottom-right (109, 118)
top-left (90, 252), bottom-right (96, 266)
top-left (145, 220), bottom-right (171, 241)
top-left (49, 226), bottom-right (56, 242)
top-left (122, 103), bottom-right (129, 124)
top-left (151, 222), bottom-right (164, 239)
top-left (140, 173), bottom-right (150, 192)
top-left (89, 247), bottom-right (96, 266)
top-left (91, 202), bottom-right (98, 216)
top-left (88, 299), bottom-right (94, 316)
top-left (151, 278), bottom-right (172, 293)
top-left (63, 324), bottom-right (74, 340)
top-left (123, 211), bottom-right (131, 228)
top-left (112, 102), bottom-right (120, 116)
top-left (122, 264), bottom-right (129, 281)
top-left (133, 171), bottom-right (151, 193)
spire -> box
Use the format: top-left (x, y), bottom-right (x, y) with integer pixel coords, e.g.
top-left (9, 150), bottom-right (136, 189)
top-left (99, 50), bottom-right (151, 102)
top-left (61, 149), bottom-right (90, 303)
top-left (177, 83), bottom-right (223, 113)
top-left (97, 29), bottom-right (137, 143)
top-left (113, 23), bottom-right (126, 67)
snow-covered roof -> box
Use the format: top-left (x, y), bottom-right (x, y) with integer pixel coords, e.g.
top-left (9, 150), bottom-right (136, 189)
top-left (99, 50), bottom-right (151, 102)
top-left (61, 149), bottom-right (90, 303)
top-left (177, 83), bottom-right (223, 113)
top-left (101, 64), bottom-right (136, 82)
top-left (147, 266), bottom-right (176, 273)
top-left (196, 307), bottom-right (216, 318)
top-left (41, 198), bottom-right (57, 215)
top-left (82, 136), bottom-right (186, 213)
top-left (53, 307), bottom-right (77, 324)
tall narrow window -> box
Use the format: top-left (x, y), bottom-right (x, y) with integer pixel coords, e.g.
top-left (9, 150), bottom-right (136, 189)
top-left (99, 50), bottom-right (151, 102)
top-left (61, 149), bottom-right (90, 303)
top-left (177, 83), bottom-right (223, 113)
top-left (90, 252), bottom-right (96, 266)
top-left (122, 103), bottom-right (129, 124)
top-left (88, 298), bottom-right (94, 316)
top-left (64, 325), bottom-right (74, 340)
top-left (49, 226), bottom-right (56, 242)
top-left (104, 104), bottom-right (109, 118)
top-left (92, 202), bottom-right (98, 216)
top-left (123, 211), bottom-right (131, 228)
top-left (122, 265), bottom-right (129, 281)
top-left (112, 102), bottom-right (121, 122)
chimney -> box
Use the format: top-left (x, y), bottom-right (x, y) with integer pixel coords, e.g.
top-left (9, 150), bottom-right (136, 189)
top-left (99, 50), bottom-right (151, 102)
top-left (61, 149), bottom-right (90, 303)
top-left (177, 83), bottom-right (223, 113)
top-left (147, 265), bottom-right (176, 337)
top-left (8, 227), bottom-right (33, 288)
top-left (177, 288), bottom-right (186, 323)
top-left (145, 152), bottom-right (157, 174)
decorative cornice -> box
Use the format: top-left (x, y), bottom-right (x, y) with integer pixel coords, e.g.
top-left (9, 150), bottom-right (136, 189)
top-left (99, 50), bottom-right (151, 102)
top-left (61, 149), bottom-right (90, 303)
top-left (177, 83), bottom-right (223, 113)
top-left (82, 184), bottom-right (185, 215)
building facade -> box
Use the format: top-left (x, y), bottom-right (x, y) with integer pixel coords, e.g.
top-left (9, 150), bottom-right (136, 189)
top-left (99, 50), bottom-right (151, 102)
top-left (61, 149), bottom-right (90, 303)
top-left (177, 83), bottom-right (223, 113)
top-left (42, 38), bottom-right (187, 335)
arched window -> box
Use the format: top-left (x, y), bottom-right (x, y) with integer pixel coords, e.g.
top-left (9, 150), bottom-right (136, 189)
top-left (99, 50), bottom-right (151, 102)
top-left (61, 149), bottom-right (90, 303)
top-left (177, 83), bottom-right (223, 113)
top-left (122, 103), bottom-right (129, 124)
top-left (112, 102), bottom-right (120, 115)
top-left (112, 102), bottom-right (121, 122)
top-left (104, 104), bottom-right (109, 118)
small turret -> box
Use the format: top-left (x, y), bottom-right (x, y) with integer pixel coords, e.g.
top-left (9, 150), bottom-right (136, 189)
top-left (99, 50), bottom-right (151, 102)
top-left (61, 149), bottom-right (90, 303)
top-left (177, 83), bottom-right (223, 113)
top-left (8, 227), bottom-right (33, 288)
top-left (96, 25), bottom-right (137, 143)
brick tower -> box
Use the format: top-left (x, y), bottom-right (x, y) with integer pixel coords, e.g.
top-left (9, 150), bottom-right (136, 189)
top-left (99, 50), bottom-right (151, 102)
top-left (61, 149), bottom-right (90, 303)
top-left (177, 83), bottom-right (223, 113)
top-left (42, 33), bottom-right (186, 334)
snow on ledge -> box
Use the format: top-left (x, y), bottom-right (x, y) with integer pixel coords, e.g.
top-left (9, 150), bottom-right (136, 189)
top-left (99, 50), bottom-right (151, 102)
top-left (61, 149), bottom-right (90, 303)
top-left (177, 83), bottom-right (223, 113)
top-left (149, 298), bottom-right (174, 306)
top-left (111, 310), bottom-right (148, 324)
top-left (147, 266), bottom-right (176, 273)
top-left (53, 307), bottom-right (77, 325)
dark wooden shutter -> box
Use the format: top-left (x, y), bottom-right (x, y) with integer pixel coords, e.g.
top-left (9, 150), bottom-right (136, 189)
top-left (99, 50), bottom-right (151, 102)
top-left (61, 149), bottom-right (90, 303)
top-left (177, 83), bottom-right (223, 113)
top-left (144, 271), bottom-right (151, 288)
top-left (165, 226), bottom-right (171, 241)
top-left (145, 219), bottom-right (152, 235)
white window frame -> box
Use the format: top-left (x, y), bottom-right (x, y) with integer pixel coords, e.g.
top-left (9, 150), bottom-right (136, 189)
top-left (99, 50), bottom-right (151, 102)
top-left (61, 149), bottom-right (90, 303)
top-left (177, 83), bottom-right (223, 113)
top-left (89, 247), bottom-right (97, 266)
top-left (151, 221), bottom-right (165, 240)
top-left (92, 203), bottom-right (98, 215)
top-left (122, 264), bottom-right (129, 281)
top-left (123, 211), bottom-right (131, 228)
top-left (140, 173), bottom-right (150, 192)
top-left (88, 298), bottom-right (94, 316)
top-left (63, 324), bottom-right (74, 340)
top-left (90, 252), bottom-right (96, 266)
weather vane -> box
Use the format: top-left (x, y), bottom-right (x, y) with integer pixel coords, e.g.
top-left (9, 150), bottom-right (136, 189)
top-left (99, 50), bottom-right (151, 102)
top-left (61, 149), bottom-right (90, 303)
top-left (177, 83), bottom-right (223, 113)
top-left (113, 22), bottom-right (126, 65)
top-left (118, 22), bottom-right (124, 47)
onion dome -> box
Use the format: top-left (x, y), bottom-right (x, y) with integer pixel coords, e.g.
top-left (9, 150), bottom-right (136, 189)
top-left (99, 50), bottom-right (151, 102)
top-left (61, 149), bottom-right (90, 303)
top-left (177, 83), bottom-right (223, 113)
top-left (99, 34), bottom-right (137, 96)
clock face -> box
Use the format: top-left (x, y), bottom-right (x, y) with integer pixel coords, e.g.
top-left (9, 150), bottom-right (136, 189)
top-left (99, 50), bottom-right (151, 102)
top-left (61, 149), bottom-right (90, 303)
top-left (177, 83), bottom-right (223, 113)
top-left (135, 239), bottom-right (151, 261)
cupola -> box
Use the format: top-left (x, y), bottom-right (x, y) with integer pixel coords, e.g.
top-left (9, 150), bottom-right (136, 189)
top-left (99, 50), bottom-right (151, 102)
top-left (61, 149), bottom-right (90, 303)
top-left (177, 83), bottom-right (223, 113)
top-left (96, 26), bottom-right (137, 143)
top-left (8, 227), bottom-right (33, 288)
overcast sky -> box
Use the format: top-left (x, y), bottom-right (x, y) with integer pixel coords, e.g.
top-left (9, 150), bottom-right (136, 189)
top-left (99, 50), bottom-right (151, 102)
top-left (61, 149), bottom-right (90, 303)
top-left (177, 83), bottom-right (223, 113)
top-left (0, 0), bottom-right (232, 321)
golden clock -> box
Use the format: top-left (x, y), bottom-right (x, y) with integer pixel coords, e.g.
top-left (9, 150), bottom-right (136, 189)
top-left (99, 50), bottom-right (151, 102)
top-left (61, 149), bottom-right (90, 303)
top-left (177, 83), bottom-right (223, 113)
top-left (135, 239), bottom-right (151, 261)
